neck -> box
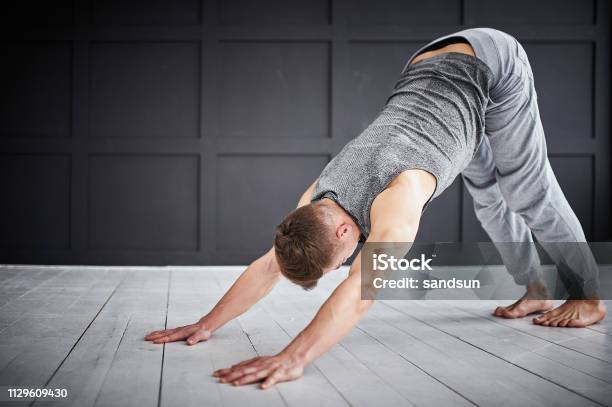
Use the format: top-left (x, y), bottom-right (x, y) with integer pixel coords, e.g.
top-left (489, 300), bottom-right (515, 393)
top-left (319, 198), bottom-right (359, 231)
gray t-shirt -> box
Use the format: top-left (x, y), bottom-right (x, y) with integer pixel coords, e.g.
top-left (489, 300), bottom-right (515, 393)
top-left (312, 52), bottom-right (492, 238)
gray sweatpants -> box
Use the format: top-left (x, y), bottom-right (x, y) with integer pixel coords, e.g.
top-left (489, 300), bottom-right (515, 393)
top-left (407, 28), bottom-right (599, 297)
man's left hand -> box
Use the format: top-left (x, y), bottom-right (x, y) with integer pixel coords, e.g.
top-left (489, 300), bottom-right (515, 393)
top-left (213, 353), bottom-right (305, 389)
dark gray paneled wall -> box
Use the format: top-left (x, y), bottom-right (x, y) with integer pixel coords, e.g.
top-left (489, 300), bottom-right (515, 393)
top-left (0, 0), bottom-right (609, 265)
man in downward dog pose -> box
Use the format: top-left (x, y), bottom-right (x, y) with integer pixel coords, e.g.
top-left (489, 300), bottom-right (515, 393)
top-left (145, 28), bottom-right (606, 388)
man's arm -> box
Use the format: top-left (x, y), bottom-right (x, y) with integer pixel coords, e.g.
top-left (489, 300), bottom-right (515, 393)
top-left (212, 228), bottom-right (415, 388)
top-left (144, 248), bottom-right (282, 345)
top-left (144, 180), bottom-right (318, 345)
top-left (214, 170), bottom-right (434, 388)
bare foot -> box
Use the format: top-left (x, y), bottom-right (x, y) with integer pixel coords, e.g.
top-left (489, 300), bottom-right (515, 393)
top-left (494, 281), bottom-right (553, 319)
top-left (533, 300), bottom-right (607, 328)
top-left (494, 298), bottom-right (554, 319)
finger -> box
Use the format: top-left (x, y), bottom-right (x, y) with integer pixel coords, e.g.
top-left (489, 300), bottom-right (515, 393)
top-left (146, 330), bottom-right (174, 341)
top-left (153, 327), bottom-right (196, 344)
top-left (146, 324), bottom-right (190, 340)
top-left (219, 366), bottom-right (260, 383)
top-left (145, 328), bottom-right (177, 340)
top-left (214, 359), bottom-right (259, 378)
top-left (214, 356), bottom-right (271, 377)
top-left (213, 368), bottom-right (233, 377)
top-left (261, 369), bottom-right (283, 389)
top-left (145, 329), bottom-right (164, 339)
top-left (231, 357), bottom-right (261, 369)
top-left (187, 329), bottom-right (211, 345)
top-left (233, 369), bottom-right (272, 386)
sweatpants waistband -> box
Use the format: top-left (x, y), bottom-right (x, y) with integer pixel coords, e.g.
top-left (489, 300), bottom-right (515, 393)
top-left (403, 27), bottom-right (521, 89)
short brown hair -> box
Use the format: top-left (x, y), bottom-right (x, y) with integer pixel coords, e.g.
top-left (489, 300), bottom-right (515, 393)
top-left (274, 204), bottom-right (337, 290)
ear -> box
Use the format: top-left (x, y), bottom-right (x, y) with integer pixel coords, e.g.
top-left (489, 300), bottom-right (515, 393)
top-left (336, 223), bottom-right (351, 239)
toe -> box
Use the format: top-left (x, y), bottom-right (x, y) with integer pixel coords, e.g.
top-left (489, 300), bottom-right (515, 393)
top-left (497, 308), bottom-right (512, 319)
top-left (498, 307), bottom-right (526, 319)
top-left (506, 310), bottom-right (523, 319)
top-left (533, 307), bottom-right (562, 326)
top-left (540, 318), bottom-right (552, 326)
top-left (495, 306), bottom-right (516, 317)
top-left (558, 319), bottom-right (570, 327)
top-left (568, 319), bottom-right (587, 328)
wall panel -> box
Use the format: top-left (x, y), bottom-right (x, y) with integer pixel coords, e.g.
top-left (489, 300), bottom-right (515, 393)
top-left (218, 0), bottom-right (330, 25)
top-left (0, 42), bottom-right (72, 139)
top-left (0, 154), bottom-right (71, 249)
top-left (218, 41), bottom-right (331, 139)
top-left (89, 41), bottom-right (200, 138)
top-left (92, 0), bottom-right (201, 25)
top-left (347, 0), bottom-right (462, 25)
top-left (468, 0), bottom-right (594, 25)
top-left (5, 0), bottom-right (75, 26)
top-left (88, 154), bottom-right (199, 250)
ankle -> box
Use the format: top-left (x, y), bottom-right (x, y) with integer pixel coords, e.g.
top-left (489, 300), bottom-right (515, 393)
top-left (525, 281), bottom-right (550, 299)
top-left (569, 298), bottom-right (602, 306)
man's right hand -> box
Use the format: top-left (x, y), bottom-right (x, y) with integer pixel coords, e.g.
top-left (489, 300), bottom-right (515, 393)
top-left (144, 247), bottom-right (281, 347)
top-left (144, 322), bottom-right (212, 345)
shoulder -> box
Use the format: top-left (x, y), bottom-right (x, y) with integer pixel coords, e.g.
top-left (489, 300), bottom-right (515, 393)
top-left (380, 169), bottom-right (436, 205)
top-left (369, 169), bottom-right (436, 232)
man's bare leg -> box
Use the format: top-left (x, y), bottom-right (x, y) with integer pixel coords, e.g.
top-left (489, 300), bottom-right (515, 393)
top-left (494, 281), bottom-right (554, 319)
top-left (533, 300), bottom-right (607, 327)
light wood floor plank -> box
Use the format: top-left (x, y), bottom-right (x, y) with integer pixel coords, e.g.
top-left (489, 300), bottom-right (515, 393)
top-left (160, 270), bottom-right (286, 407)
top-left (265, 293), bottom-right (473, 407)
top-left (22, 269), bottom-right (161, 406)
top-left (364, 302), bottom-right (599, 407)
top-left (443, 301), bottom-right (612, 383)
top-left (455, 301), bottom-right (612, 363)
top-left (90, 270), bottom-right (169, 407)
top-left (387, 300), bottom-right (612, 406)
top-left (237, 305), bottom-right (352, 407)
top-left (0, 269), bottom-right (126, 389)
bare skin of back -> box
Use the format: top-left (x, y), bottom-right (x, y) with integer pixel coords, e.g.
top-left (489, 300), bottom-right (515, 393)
top-left (410, 42), bottom-right (476, 64)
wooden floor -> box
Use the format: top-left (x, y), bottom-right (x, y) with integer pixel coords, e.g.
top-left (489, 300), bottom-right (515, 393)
top-left (0, 266), bottom-right (611, 407)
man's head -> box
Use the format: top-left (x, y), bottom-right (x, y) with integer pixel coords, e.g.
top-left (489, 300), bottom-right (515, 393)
top-left (274, 200), bottom-right (360, 290)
